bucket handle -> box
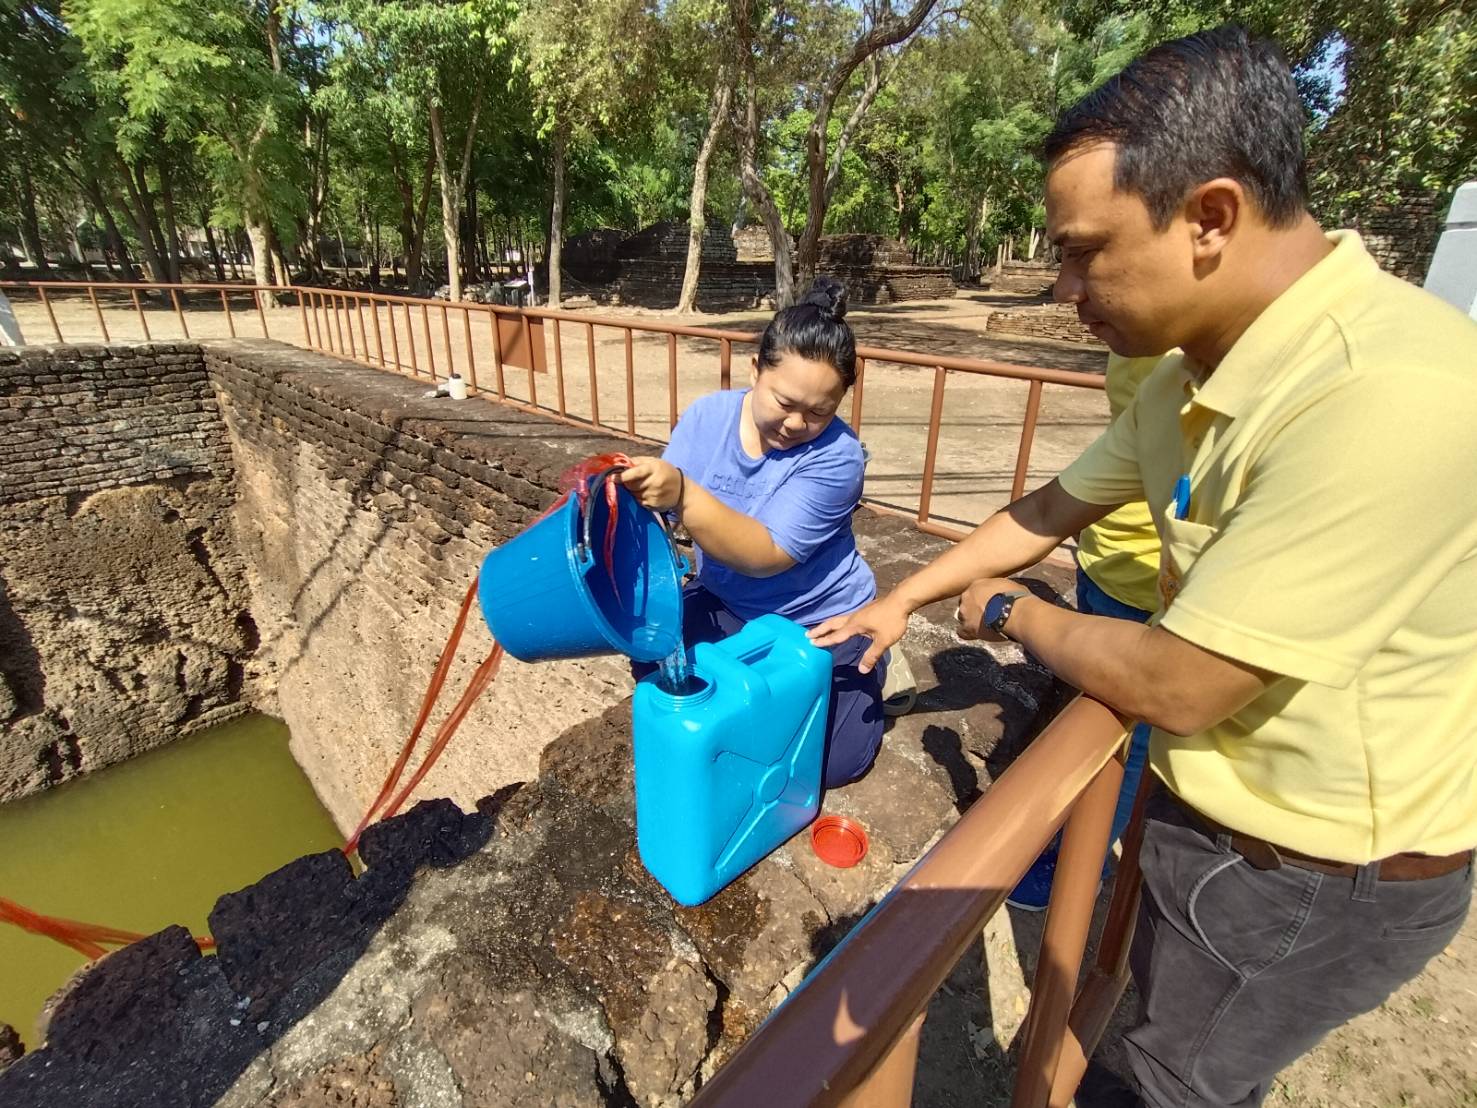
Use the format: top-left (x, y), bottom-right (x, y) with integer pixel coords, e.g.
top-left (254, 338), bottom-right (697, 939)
top-left (577, 465), bottom-right (688, 578)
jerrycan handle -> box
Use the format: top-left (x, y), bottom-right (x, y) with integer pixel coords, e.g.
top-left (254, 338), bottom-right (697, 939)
top-left (578, 465), bottom-right (691, 579)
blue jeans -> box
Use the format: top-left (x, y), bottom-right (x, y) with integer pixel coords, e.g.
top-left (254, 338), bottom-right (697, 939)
top-left (1074, 567), bottom-right (1153, 846)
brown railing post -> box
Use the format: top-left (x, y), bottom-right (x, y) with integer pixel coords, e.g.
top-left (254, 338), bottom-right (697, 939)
top-left (668, 333), bottom-right (679, 431)
top-left (311, 292), bottom-right (326, 348)
top-left (585, 321), bottom-right (600, 426)
top-left (219, 288), bottom-right (236, 338)
top-left (624, 327), bottom-right (636, 434)
top-left (440, 303), bottom-right (454, 378)
top-left (489, 312), bottom-right (507, 397)
top-left (356, 297), bottom-right (369, 359)
top-left (837, 1012), bottom-right (926, 1108)
top-left (720, 337), bottom-right (732, 389)
top-left (255, 288), bottom-right (269, 338)
top-left (1047, 773), bottom-right (1151, 1107)
top-left (1012, 755), bottom-right (1124, 1108)
top-left (850, 356), bottom-right (866, 432)
top-left (1010, 379), bottom-right (1044, 501)
top-left (298, 292), bottom-right (310, 346)
top-left (917, 367), bottom-right (948, 524)
top-left (37, 286), bottom-right (63, 343)
top-left (333, 295), bottom-right (347, 354)
top-left (169, 287), bottom-right (190, 338)
top-left (403, 303), bottom-right (419, 375)
top-left (386, 300), bottom-right (402, 372)
top-left (552, 319), bottom-right (567, 417)
top-left (129, 288), bottom-right (152, 341)
top-left (345, 297), bottom-right (359, 359)
top-left (371, 300), bottom-right (386, 368)
top-left (522, 313), bottom-right (538, 408)
top-left (88, 286), bottom-right (110, 342)
top-left (420, 303), bottom-right (437, 379)
top-left (461, 306), bottom-right (477, 390)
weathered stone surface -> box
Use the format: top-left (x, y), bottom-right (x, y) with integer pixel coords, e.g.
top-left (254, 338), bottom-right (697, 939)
top-left (0, 1023), bottom-right (23, 1072)
top-left (0, 344), bottom-right (254, 800)
top-left (3, 926), bottom-right (260, 1108)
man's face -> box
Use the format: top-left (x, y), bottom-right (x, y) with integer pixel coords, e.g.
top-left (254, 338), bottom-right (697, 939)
top-left (1045, 143), bottom-right (1199, 358)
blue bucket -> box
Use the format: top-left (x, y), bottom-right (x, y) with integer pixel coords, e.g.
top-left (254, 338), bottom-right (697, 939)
top-left (478, 480), bottom-right (688, 663)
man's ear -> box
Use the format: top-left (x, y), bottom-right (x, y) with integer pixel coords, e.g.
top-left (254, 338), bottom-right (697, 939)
top-left (1185, 177), bottom-right (1243, 262)
top-left (750, 354), bottom-right (760, 388)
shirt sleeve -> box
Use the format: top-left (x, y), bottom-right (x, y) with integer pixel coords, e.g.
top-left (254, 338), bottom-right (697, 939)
top-left (1160, 369), bottom-right (1477, 688)
top-left (660, 397), bottom-right (704, 475)
top-left (1058, 383), bottom-right (1146, 507)
top-left (754, 437), bottom-right (865, 564)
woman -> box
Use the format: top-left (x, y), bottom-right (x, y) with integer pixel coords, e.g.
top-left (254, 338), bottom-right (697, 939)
top-left (621, 276), bottom-right (887, 788)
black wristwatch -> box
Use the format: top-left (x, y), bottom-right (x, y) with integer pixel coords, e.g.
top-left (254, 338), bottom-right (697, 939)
top-left (983, 590), bottom-right (1029, 637)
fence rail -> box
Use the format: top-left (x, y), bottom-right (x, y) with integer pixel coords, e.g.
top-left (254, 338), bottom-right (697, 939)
top-left (2, 279), bottom-right (1105, 538)
top-left (693, 695), bottom-right (1141, 1108)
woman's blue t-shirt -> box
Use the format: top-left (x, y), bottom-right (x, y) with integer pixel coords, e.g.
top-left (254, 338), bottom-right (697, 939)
top-left (662, 388), bottom-right (876, 626)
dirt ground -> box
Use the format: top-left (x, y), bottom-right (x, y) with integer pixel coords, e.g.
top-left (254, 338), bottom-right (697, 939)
top-left (7, 286), bottom-right (1109, 528)
top-left (10, 285), bottom-right (1477, 1107)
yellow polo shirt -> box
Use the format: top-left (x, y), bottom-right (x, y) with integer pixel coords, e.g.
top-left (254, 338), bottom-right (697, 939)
top-left (1058, 231), bottom-right (1477, 863)
top-left (1075, 354), bottom-right (1163, 613)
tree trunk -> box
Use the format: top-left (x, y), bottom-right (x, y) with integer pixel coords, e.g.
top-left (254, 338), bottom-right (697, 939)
top-left (428, 94), bottom-right (482, 303)
top-left (245, 220), bottom-right (273, 292)
top-left (113, 157), bottom-right (167, 282)
top-left (132, 163), bottom-right (173, 280)
top-left (733, 41), bottom-right (793, 306)
top-left (965, 194), bottom-right (987, 278)
top-left (158, 161), bottom-right (186, 283)
top-left (678, 65), bottom-right (732, 315)
top-left (201, 213), bottom-right (226, 282)
top-left (406, 153), bottom-right (434, 290)
top-left (17, 159), bottom-right (52, 276)
top-left (84, 173), bottom-right (132, 279)
top-left (547, 124), bottom-right (567, 308)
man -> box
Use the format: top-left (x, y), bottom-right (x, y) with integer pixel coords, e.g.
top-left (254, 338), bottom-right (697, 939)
top-left (813, 25), bottom-right (1477, 1108)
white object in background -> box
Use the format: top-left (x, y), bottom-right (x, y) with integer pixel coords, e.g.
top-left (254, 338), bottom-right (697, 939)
top-left (0, 291), bottom-right (23, 346)
top-left (447, 371), bottom-right (468, 400)
top-left (1424, 180), bottom-right (1477, 319)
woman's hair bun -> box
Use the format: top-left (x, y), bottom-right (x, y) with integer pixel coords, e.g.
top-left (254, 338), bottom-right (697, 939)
top-left (799, 275), bottom-right (848, 323)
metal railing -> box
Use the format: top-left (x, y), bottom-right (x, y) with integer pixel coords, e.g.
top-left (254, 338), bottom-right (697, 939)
top-left (1, 279), bottom-right (1105, 538)
top-left (693, 695), bottom-right (1142, 1108)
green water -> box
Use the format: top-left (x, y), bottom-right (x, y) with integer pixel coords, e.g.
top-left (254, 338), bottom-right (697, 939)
top-left (0, 714), bottom-right (342, 1045)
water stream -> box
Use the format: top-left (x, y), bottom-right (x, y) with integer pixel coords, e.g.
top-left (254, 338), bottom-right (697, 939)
top-left (0, 714), bottom-right (341, 1045)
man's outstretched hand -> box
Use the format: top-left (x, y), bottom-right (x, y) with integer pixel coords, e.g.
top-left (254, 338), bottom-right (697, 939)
top-left (808, 595), bottom-right (912, 674)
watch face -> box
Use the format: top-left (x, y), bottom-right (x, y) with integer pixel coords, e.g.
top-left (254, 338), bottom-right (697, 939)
top-left (983, 593), bottom-right (1007, 631)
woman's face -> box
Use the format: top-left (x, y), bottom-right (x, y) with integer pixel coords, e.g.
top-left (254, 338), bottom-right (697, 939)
top-left (748, 351), bottom-right (847, 452)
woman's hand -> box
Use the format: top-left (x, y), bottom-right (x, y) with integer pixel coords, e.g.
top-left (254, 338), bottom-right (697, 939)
top-left (619, 457), bottom-right (685, 512)
top-left (808, 593), bottom-right (912, 674)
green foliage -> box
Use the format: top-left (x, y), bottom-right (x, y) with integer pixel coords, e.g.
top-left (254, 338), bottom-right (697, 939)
top-left (0, 0), bottom-right (1466, 285)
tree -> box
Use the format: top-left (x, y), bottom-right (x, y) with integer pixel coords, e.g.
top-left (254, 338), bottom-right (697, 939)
top-left (69, 0), bottom-right (308, 295)
top-left (519, 0), bottom-right (663, 306)
top-left (729, 0), bottom-right (941, 306)
top-left (1066, 0), bottom-right (1477, 230)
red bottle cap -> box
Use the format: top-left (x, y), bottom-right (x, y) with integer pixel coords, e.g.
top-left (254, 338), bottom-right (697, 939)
top-left (811, 814), bottom-right (869, 868)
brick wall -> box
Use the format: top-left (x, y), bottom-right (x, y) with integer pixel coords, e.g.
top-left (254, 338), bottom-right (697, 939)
top-left (0, 343), bottom-right (232, 504)
top-left (0, 343), bottom-right (254, 800)
top-left (986, 301), bottom-right (1103, 346)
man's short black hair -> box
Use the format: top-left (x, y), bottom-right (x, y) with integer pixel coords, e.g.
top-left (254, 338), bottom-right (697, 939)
top-left (1043, 25), bottom-right (1309, 229)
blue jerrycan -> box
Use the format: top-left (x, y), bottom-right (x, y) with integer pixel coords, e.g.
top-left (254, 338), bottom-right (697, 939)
top-left (632, 614), bottom-right (834, 906)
